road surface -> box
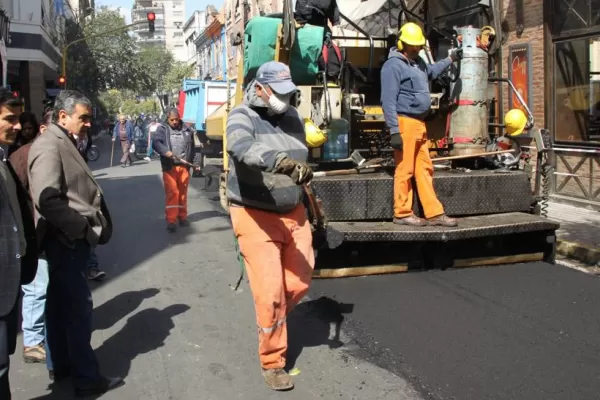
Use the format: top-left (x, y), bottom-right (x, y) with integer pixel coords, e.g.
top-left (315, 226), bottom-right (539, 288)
top-left (10, 135), bottom-right (600, 399)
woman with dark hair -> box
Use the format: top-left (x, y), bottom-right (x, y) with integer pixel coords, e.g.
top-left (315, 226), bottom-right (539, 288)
top-left (7, 112), bottom-right (40, 158)
top-left (7, 110), bottom-right (50, 366)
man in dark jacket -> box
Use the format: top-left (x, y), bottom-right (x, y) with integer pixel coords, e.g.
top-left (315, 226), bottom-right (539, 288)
top-left (152, 108), bottom-right (200, 232)
top-left (0, 88), bottom-right (38, 400)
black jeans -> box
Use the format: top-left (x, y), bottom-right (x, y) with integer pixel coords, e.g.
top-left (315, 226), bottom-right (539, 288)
top-left (0, 300), bottom-right (18, 400)
top-left (45, 237), bottom-right (101, 387)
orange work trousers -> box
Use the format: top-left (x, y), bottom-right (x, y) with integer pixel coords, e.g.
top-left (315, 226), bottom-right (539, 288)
top-left (163, 165), bottom-right (190, 223)
top-left (393, 116), bottom-right (445, 219)
top-left (230, 204), bottom-right (315, 370)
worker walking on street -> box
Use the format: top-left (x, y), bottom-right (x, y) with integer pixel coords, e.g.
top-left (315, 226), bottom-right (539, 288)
top-left (381, 22), bottom-right (462, 227)
top-left (226, 61), bottom-right (314, 392)
top-left (152, 108), bottom-right (200, 232)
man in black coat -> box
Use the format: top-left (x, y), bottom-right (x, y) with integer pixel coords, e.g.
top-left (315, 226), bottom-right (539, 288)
top-left (0, 88), bottom-right (38, 399)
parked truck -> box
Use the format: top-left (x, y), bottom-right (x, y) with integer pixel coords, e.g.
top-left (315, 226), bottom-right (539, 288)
top-left (181, 78), bottom-right (236, 171)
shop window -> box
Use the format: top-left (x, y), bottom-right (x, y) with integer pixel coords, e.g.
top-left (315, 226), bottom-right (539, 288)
top-left (553, 0), bottom-right (600, 36)
top-left (554, 37), bottom-right (600, 144)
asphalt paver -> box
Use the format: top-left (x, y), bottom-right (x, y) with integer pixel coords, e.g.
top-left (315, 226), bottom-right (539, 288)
top-left (9, 135), bottom-right (420, 400)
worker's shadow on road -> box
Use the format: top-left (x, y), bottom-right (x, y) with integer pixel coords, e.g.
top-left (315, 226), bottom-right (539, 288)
top-left (93, 288), bottom-right (161, 331)
top-left (95, 304), bottom-right (191, 379)
top-left (286, 296), bottom-right (354, 371)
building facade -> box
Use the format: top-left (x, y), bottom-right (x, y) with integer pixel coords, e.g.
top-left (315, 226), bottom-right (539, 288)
top-left (132, 0), bottom-right (186, 61)
top-left (194, 6), bottom-right (227, 81)
top-left (1, 0), bottom-right (75, 118)
top-left (183, 10), bottom-right (205, 78)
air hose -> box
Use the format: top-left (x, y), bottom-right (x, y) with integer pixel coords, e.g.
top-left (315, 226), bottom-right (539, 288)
top-left (230, 235), bottom-right (246, 291)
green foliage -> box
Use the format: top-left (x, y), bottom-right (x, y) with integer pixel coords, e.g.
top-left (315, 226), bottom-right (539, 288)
top-left (98, 89), bottom-right (159, 117)
top-left (65, 7), bottom-right (195, 113)
top-left (164, 62), bottom-right (196, 93)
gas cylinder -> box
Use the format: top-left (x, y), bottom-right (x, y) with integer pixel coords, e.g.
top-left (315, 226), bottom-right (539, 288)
top-left (449, 26), bottom-right (489, 156)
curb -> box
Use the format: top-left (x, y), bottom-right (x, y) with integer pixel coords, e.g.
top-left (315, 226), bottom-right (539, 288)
top-left (556, 239), bottom-right (600, 266)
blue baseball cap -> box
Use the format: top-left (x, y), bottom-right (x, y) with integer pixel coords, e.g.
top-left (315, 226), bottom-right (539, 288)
top-left (255, 61), bottom-right (297, 94)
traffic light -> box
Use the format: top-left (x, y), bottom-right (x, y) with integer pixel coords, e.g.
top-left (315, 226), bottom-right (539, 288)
top-left (147, 12), bottom-right (155, 33)
top-left (58, 76), bottom-right (66, 87)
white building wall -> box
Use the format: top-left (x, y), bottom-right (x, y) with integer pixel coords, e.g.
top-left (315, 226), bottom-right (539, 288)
top-left (183, 10), bottom-right (205, 74)
top-left (163, 0), bottom-right (186, 61)
top-left (1, 0), bottom-right (73, 70)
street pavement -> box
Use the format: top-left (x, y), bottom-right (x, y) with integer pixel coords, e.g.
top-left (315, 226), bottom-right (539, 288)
top-left (10, 135), bottom-right (421, 400)
top-left (10, 134), bottom-right (600, 400)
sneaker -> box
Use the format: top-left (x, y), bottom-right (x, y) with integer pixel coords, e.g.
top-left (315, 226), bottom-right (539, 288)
top-left (262, 368), bottom-right (294, 391)
top-left (167, 223), bottom-right (177, 233)
top-left (179, 218), bottom-right (190, 227)
top-left (88, 267), bottom-right (106, 281)
top-left (144, 156), bottom-right (151, 162)
top-left (23, 343), bottom-right (46, 363)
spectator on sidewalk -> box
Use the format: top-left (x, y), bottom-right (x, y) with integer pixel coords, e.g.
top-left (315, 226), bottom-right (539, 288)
top-left (144, 115), bottom-right (160, 162)
top-left (7, 112), bottom-right (49, 365)
top-left (0, 88), bottom-right (39, 399)
top-left (28, 90), bottom-right (122, 396)
top-left (112, 114), bottom-right (133, 168)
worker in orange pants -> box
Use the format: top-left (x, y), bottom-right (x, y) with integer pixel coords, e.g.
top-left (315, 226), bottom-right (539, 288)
top-left (152, 108), bottom-right (201, 232)
top-left (381, 22), bottom-right (461, 227)
top-left (226, 61), bottom-right (315, 391)
top-left (163, 165), bottom-right (190, 225)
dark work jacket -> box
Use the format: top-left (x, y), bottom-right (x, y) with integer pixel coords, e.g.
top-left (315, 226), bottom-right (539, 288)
top-left (5, 162), bottom-right (38, 284)
top-left (151, 122), bottom-right (195, 172)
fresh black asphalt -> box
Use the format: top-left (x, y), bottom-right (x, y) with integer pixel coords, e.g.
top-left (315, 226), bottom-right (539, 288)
top-left (309, 262), bottom-right (600, 400)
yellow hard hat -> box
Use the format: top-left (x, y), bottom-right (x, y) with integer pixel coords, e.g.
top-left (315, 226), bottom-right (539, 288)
top-left (397, 22), bottom-right (426, 50)
top-left (304, 118), bottom-right (328, 147)
top-left (504, 108), bottom-right (528, 136)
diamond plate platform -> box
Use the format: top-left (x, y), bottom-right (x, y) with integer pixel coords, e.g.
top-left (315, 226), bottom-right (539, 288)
top-left (311, 170), bottom-right (534, 221)
top-left (326, 212), bottom-right (559, 243)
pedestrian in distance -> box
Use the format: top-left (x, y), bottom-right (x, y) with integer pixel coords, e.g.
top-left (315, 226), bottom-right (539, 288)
top-left (112, 113), bottom-right (133, 167)
top-left (152, 107), bottom-right (201, 232)
top-left (225, 61), bottom-right (315, 391)
top-left (28, 90), bottom-right (123, 397)
top-left (0, 88), bottom-right (39, 400)
top-left (381, 22), bottom-right (462, 227)
top-left (7, 112), bottom-right (50, 365)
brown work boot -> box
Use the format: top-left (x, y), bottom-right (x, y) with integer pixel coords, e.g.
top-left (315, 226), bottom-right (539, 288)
top-left (393, 214), bottom-right (428, 227)
top-left (262, 368), bottom-right (294, 391)
top-left (23, 343), bottom-right (46, 363)
top-left (427, 214), bottom-right (458, 227)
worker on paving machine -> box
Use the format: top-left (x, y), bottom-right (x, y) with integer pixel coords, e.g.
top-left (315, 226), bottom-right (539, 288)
top-left (381, 22), bottom-right (463, 227)
top-left (225, 61), bottom-right (314, 392)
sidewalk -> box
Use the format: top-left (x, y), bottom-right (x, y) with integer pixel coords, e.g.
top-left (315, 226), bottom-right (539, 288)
top-left (547, 201), bottom-right (600, 266)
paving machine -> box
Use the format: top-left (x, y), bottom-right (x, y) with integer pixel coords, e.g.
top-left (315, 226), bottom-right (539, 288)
top-left (218, 0), bottom-right (559, 276)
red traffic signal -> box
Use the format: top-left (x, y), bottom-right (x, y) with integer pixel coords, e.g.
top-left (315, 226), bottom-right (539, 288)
top-left (147, 12), bottom-right (156, 21)
top-left (12, 91), bottom-right (18, 98)
top-left (58, 76), bottom-right (66, 85)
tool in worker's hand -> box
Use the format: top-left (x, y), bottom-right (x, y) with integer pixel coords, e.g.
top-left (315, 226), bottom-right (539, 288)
top-left (172, 156), bottom-right (201, 170)
top-left (303, 183), bottom-right (326, 230)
